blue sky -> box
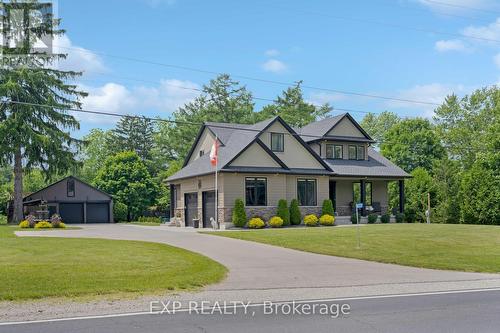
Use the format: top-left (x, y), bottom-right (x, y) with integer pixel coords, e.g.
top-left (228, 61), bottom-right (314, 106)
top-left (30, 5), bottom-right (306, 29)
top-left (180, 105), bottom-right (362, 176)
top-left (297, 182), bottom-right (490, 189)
top-left (54, 0), bottom-right (500, 134)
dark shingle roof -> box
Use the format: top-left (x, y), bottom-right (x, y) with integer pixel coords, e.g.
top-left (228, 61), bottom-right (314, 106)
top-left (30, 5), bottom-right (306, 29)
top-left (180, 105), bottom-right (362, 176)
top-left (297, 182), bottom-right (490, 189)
top-left (167, 115), bottom-right (406, 182)
top-left (167, 117), bottom-right (278, 181)
top-left (324, 148), bottom-right (410, 178)
top-left (298, 114), bottom-right (345, 141)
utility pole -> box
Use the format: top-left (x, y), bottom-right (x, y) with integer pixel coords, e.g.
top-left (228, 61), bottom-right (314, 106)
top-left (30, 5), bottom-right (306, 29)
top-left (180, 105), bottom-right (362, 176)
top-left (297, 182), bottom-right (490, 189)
top-left (426, 192), bottom-right (431, 224)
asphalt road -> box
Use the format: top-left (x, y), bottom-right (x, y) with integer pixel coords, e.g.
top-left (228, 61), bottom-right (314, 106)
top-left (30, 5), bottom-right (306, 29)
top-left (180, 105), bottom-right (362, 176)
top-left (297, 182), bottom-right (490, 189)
top-left (3, 289), bottom-right (500, 333)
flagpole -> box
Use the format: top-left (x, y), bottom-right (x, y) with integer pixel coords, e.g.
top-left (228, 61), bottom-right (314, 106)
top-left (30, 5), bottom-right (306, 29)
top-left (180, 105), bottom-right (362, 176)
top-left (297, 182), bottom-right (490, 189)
top-left (215, 135), bottom-right (218, 229)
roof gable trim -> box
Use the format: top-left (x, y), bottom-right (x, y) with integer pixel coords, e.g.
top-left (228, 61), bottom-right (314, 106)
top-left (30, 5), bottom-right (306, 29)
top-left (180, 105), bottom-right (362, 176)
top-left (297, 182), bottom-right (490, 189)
top-left (326, 113), bottom-right (373, 141)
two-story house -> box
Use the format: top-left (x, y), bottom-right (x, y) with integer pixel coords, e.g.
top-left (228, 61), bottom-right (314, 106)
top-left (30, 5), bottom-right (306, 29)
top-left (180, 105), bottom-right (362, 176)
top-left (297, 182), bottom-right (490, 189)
top-left (167, 113), bottom-right (410, 228)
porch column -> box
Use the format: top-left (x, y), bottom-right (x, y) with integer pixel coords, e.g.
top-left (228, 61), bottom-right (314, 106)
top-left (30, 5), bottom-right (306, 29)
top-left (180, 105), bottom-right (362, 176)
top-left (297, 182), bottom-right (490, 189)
top-left (360, 179), bottom-right (366, 216)
top-left (398, 180), bottom-right (405, 214)
top-left (169, 184), bottom-right (175, 218)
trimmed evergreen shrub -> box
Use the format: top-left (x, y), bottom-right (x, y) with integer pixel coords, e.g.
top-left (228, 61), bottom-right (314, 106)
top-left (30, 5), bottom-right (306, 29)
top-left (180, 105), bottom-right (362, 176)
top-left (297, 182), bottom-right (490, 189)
top-left (268, 216), bottom-right (284, 228)
top-left (395, 213), bottom-right (405, 223)
top-left (319, 214), bottom-right (335, 226)
top-left (381, 214), bottom-right (391, 224)
top-left (304, 214), bottom-right (319, 226)
top-left (322, 200), bottom-right (334, 216)
top-left (290, 199), bottom-right (301, 225)
top-left (368, 213), bottom-right (378, 224)
top-left (232, 199), bottom-right (247, 228)
top-left (277, 199), bottom-right (290, 226)
top-left (248, 217), bottom-right (265, 229)
top-left (351, 213), bottom-right (358, 224)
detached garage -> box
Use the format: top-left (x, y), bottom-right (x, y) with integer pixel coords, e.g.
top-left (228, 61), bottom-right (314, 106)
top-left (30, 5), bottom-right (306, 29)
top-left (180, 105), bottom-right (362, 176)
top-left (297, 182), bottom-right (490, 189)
top-left (23, 176), bottom-right (113, 223)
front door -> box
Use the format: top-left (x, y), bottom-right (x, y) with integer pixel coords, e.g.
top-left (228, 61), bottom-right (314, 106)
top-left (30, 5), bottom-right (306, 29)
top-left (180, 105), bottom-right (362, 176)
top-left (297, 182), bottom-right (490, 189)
top-left (329, 180), bottom-right (336, 211)
top-left (202, 191), bottom-right (216, 228)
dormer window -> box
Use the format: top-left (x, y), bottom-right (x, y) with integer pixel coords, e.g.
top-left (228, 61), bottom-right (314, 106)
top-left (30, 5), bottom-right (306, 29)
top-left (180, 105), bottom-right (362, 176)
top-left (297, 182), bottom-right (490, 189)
top-left (271, 132), bottom-right (284, 152)
top-left (348, 145), bottom-right (357, 160)
top-left (357, 145), bottom-right (365, 160)
top-left (349, 145), bottom-right (365, 160)
top-left (326, 144), bottom-right (343, 159)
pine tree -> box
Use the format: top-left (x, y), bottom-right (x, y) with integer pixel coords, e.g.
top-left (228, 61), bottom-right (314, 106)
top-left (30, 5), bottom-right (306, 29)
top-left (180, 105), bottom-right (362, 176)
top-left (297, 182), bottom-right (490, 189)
top-left (0, 2), bottom-right (87, 223)
top-left (110, 116), bottom-right (155, 162)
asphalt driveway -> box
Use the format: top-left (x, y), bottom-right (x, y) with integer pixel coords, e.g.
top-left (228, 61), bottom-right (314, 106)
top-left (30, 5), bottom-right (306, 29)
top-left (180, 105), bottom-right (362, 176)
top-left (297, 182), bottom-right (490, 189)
top-left (8, 224), bottom-right (500, 322)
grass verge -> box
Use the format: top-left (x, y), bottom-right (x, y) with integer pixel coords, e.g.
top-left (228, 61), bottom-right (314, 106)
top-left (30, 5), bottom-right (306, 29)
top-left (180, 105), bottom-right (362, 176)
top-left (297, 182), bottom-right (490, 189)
top-left (0, 225), bottom-right (226, 301)
top-left (204, 224), bottom-right (500, 273)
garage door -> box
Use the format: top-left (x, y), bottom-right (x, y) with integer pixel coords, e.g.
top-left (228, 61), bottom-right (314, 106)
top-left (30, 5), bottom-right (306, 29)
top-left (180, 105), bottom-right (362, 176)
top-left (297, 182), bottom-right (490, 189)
top-left (86, 203), bottom-right (110, 223)
top-left (184, 193), bottom-right (198, 227)
top-left (59, 203), bottom-right (84, 224)
top-left (202, 191), bottom-right (216, 228)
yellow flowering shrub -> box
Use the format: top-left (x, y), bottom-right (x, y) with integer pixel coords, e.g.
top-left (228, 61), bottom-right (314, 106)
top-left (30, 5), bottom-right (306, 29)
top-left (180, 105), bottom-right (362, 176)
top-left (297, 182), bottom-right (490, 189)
top-left (303, 214), bottom-right (318, 226)
top-left (248, 217), bottom-right (265, 229)
top-left (268, 216), bottom-right (284, 228)
top-left (319, 214), bottom-right (335, 226)
top-left (34, 221), bottom-right (53, 229)
top-left (19, 220), bottom-right (30, 228)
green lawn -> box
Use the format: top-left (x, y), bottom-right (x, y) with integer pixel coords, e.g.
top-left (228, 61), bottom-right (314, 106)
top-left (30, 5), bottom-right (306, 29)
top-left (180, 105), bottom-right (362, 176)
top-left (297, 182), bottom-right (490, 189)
top-left (0, 226), bottom-right (226, 301)
top-left (205, 224), bottom-right (500, 273)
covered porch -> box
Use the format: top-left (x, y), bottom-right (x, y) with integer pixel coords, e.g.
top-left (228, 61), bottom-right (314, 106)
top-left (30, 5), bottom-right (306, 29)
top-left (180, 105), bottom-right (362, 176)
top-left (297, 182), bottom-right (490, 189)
top-left (329, 177), bottom-right (405, 217)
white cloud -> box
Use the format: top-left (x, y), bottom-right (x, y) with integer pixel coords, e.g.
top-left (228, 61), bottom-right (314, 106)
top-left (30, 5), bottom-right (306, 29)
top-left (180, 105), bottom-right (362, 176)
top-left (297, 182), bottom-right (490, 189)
top-left (307, 92), bottom-right (347, 105)
top-left (135, 79), bottom-right (201, 112)
top-left (435, 39), bottom-right (469, 52)
top-left (78, 79), bottom-right (200, 124)
top-left (265, 49), bottom-right (280, 57)
top-left (387, 83), bottom-right (469, 117)
top-left (52, 35), bottom-right (107, 74)
top-left (494, 53), bottom-right (500, 69)
top-left (262, 59), bottom-right (287, 73)
top-left (417, 0), bottom-right (497, 14)
top-left (462, 18), bottom-right (500, 43)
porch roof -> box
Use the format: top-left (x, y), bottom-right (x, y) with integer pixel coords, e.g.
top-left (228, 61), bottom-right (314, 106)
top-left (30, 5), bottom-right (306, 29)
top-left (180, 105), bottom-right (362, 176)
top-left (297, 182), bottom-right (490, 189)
top-left (325, 148), bottom-right (410, 178)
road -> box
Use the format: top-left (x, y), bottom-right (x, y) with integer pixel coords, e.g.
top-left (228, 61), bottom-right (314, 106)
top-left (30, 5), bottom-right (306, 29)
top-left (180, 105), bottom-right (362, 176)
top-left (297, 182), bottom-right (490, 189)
top-left (2, 289), bottom-right (500, 333)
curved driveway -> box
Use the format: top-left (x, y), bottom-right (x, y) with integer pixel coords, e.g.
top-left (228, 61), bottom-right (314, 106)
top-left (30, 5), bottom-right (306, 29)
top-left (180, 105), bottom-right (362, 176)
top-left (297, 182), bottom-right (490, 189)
top-left (8, 224), bottom-right (500, 322)
top-left (17, 224), bottom-right (500, 294)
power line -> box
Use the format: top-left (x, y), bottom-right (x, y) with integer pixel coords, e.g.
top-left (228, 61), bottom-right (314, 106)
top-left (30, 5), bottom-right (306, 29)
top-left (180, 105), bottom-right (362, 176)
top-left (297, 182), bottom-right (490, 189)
top-left (6, 100), bottom-right (497, 153)
top-left (292, 10), bottom-right (499, 43)
top-left (75, 73), bottom-right (391, 115)
top-left (57, 46), bottom-right (442, 107)
top-left (372, 0), bottom-right (493, 23)
top-left (265, 5), bottom-right (500, 43)
top-left (421, 0), bottom-right (500, 15)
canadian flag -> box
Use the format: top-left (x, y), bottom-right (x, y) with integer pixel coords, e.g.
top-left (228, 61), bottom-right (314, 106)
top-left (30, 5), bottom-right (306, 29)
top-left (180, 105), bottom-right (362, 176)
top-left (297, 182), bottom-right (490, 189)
top-left (209, 139), bottom-right (218, 167)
